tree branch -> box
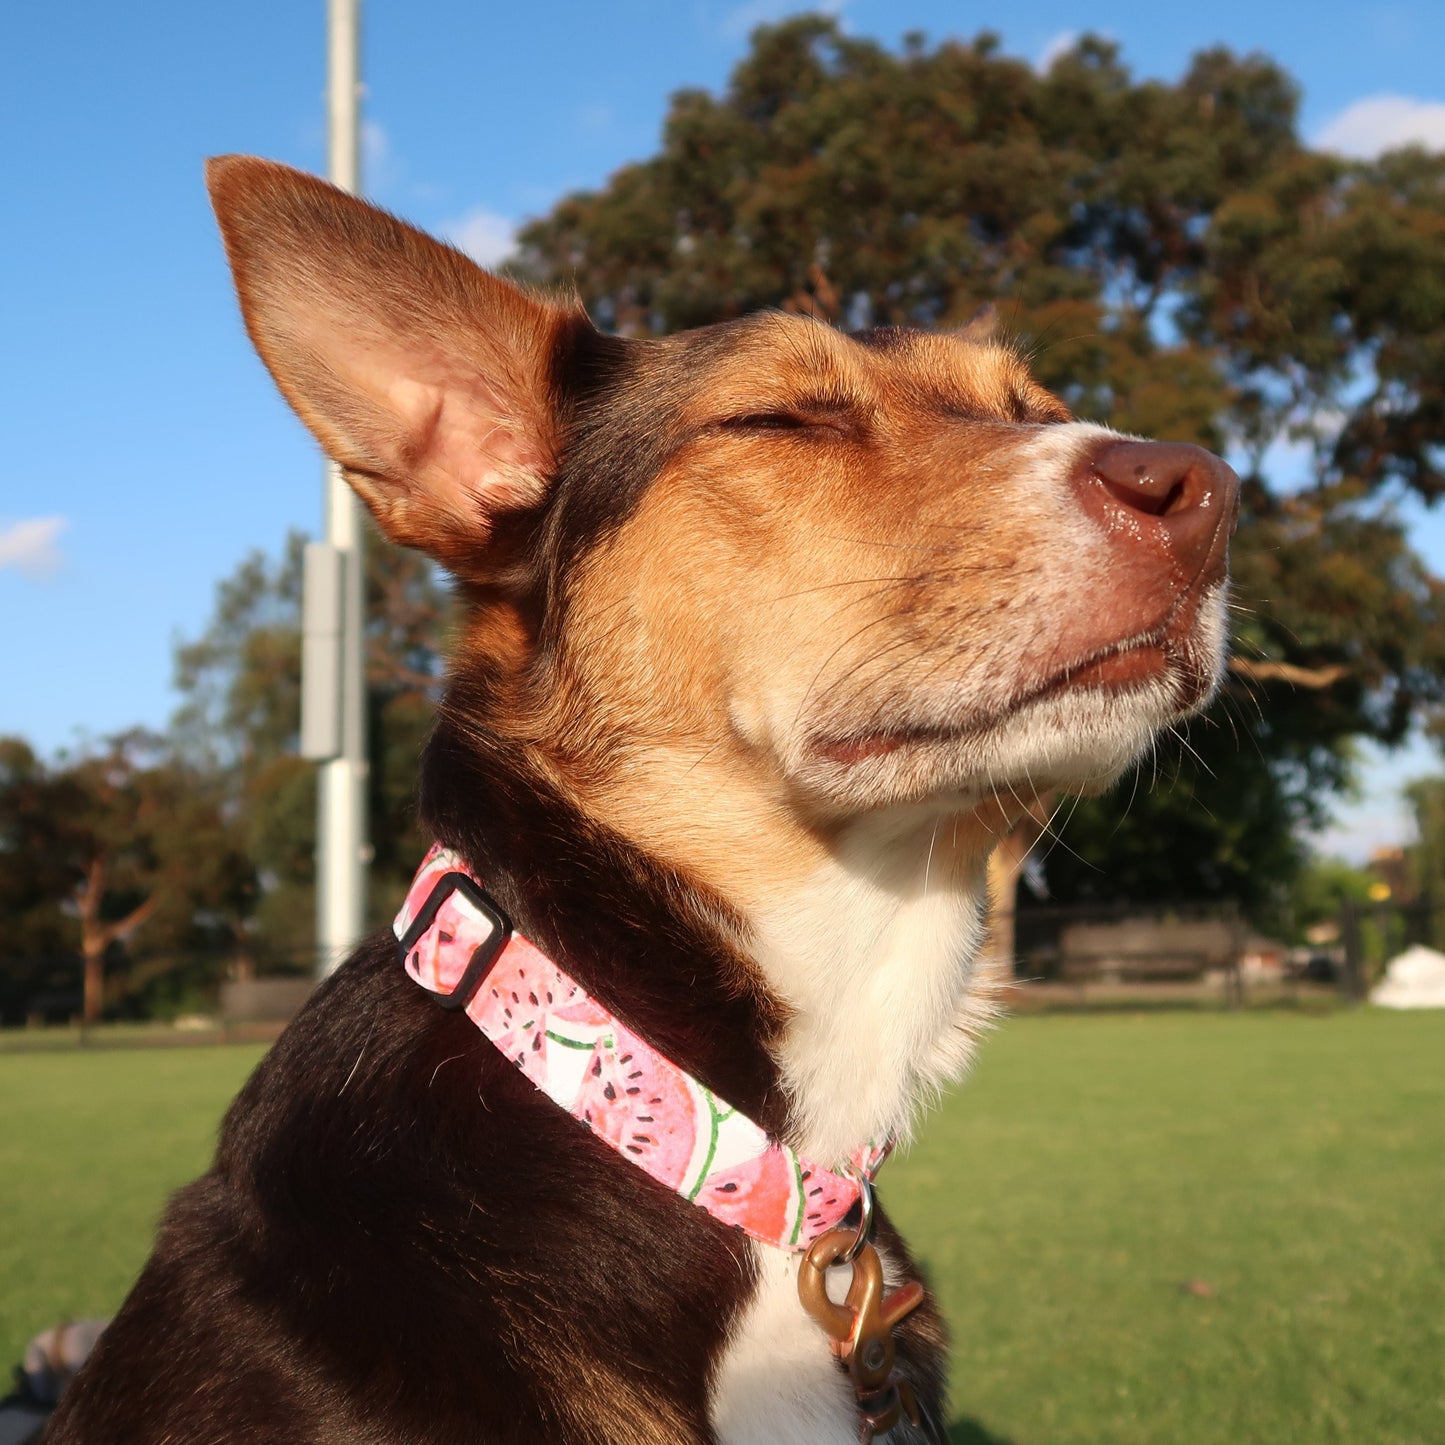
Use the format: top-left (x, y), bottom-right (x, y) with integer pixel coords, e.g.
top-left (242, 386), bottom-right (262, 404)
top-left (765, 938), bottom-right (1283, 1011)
top-left (77, 857), bottom-right (107, 929)
top-left (1229, 658), bottom-right (1348, 689)
top-left (92, 893), bottom-right (158, 953)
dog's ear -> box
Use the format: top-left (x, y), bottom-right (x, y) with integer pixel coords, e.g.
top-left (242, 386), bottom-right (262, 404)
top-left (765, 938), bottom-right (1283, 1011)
top-left (206, 155), bottom-right (582, 570)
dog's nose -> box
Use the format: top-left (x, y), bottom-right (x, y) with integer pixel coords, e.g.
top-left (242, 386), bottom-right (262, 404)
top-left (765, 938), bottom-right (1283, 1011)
top-left (1089, 441), bottom-right (1240, 575)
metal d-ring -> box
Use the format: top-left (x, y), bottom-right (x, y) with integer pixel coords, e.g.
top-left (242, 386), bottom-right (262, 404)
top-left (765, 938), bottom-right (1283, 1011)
top-left (837, 1166), bottom-right (875, 1264)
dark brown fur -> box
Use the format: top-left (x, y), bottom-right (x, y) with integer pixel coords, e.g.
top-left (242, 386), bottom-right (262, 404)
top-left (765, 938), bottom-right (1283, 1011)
top-left (49, 155), bottom-right (1235, 1443)
top-left (46, 172), bottom-right (954, 1443)
top-left (48, 721), bottom-right (946, 1443)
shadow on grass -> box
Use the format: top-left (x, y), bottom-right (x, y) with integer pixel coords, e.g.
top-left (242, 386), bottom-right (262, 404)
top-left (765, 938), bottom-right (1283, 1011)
top-left (949, 1417), bottom-right (1017, 1445)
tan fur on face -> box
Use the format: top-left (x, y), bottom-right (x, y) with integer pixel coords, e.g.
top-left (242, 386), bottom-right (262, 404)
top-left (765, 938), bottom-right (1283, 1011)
top-left (510, 315), bottom-right (1232, 1165)
top-left (523, 317), bottom-right (1127, 910)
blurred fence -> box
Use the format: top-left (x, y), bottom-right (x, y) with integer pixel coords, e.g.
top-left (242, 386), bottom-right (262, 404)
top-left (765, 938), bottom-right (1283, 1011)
top-left (1002, 900), bottom-right (1336, 1008)
top-left (1338, 896), bottom-right (1445, 1002)
top-left (7, 895), bottom-right (1432, 1035)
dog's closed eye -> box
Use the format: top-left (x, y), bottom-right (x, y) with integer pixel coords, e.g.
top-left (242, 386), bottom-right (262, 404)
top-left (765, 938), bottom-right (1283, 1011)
top-left (719, 401), bottom-right (861, 435)
top-left (722, 412), bottom-right (814, 431)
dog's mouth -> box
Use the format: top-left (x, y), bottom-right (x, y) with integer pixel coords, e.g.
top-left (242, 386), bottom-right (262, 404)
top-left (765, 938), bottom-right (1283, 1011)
top-left (810, 617), bottom-right (1218, 772)
top-left (801, 499), bottom-right (1234, 785)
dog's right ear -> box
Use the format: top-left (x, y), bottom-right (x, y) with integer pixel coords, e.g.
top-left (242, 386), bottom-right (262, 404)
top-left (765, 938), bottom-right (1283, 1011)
top-left (206, 155), bottom-right (583, 572)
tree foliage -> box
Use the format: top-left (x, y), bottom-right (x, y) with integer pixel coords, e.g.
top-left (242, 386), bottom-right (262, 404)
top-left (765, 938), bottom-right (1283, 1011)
top-left (517, 18), bottom-right (1445, 908)
top-left (1, 527), bottom-right (448, 1020)
top-left (0, 732), bottom-right (254, 1020)
top-left (171, 528), bottom-right (449, 956)
top-left (8, 22), bottom-right (1445, 1023)
top-left (1405, 775), bottom-right (1445, 900)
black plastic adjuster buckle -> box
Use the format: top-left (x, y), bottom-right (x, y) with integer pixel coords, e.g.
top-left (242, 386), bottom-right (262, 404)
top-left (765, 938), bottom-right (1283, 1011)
top-left (397, 871), bottom-right (513, 1013)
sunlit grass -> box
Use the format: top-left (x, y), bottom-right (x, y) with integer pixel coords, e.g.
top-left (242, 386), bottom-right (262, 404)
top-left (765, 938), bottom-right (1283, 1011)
top-left (1, 1013), bottom-right (1440, 1444)
top-left (890, 1010), bottom-right (1445, 1444)
top-left (0, 1043), bottom-right (263, 1371)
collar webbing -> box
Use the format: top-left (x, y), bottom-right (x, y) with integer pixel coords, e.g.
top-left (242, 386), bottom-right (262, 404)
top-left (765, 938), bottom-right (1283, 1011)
top-left (394, 844), bottom-right (888, 1252)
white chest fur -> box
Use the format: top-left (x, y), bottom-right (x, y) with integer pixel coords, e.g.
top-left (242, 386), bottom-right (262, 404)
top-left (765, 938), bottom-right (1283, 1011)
top-left (710, 1237), bottom-right (934, 1443)
top-left (749, 807), bottom-right (994, 1164)
top-left (709, 1246), bottom-right (859, 1444)
top-left (709, 808), bottom-right (992, 1440)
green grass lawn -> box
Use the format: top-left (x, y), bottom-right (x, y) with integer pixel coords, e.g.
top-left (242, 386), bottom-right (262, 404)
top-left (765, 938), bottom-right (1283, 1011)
top-left (0, 1044), bottom-right (265, 1374)
top-left (2, 1012), bottom-right (1441, 1443)
top-left (892, 1010), bottom-right (1445, 1444)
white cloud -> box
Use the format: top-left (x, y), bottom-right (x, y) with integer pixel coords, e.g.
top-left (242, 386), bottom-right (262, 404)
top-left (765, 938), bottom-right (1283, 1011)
top-left (1314, 94), bottom-right (1445, 158)
top-left (1036, 30), bottom-right (1078, 74)
top-left (0, 515), bottom-right (67, 577)
top-left (349, 119), bottom-right (407, 193)
top-left (362, 119), bottom-right (388, 164)
top-left (440, 208), bottom-right (517, 269)
top-left (577, 102), bottom-right (615, 135)
top-left (362, 120), bottom-right (393, 180)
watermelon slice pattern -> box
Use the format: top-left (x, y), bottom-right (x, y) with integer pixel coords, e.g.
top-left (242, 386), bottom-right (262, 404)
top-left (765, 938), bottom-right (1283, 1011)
top-left (397, 845), bottom-right (889, 1250)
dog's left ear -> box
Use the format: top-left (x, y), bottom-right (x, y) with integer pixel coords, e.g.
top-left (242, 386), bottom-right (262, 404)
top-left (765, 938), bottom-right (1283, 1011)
top-left (206, 155), bottom-right (584, 572)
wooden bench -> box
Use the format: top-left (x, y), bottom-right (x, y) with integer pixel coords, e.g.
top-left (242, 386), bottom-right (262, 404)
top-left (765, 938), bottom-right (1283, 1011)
top-left (1054, 917), bottom-right (1242, 1001)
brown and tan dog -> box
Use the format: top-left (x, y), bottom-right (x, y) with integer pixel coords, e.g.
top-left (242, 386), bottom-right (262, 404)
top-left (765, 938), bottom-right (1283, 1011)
top-left (47, 158), bottom-right (1237, 1444)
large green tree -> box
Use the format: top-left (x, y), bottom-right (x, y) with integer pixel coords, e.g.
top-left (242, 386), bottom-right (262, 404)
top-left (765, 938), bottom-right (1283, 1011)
top-left (515, 18), bottom-right (1445, 910)
top-left (0, 526), bottom-right (447, 1022)
top-left (0, 731), bottom-right (254, 1021)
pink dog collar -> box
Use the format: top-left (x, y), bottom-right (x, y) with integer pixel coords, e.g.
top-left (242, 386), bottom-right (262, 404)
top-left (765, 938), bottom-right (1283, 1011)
top-left (395, 845), bottom-right (888, 1252)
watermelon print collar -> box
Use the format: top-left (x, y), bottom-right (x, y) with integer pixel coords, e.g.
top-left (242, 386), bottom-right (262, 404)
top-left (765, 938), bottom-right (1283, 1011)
top-left (394, 844), bottom-right (890, 1253)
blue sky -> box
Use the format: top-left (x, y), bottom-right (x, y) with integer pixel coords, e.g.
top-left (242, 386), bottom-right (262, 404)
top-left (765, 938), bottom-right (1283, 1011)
top-left (4, 0), bottom-right (1445, 859)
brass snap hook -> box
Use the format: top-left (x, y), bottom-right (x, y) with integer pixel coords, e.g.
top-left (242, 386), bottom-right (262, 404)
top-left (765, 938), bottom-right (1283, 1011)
top-left (799, 1227), bottom-right (929, 1440)
top-left (797, 1230), bottom-right (926, 1385)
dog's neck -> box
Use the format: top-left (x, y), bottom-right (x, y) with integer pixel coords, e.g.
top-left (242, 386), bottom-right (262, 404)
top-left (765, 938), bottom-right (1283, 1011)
top-left (420, 717), bottom-right (790, 1133)
top-left (574, 737), bottom-right (1005, 1165)
top-left (746, 806), bottom-right (997, 1164)
top-left (425, 712), bottom-right (1001, 1169)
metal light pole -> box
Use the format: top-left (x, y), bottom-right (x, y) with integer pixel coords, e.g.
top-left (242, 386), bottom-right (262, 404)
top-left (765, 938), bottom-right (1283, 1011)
top-left (301, 0), bottom-right (369, 975)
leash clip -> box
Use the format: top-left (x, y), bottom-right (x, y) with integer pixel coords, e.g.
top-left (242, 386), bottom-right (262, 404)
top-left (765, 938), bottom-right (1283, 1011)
top-left (797, 1228), bottom-right (927, 1439)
